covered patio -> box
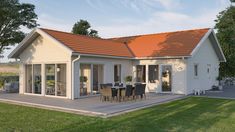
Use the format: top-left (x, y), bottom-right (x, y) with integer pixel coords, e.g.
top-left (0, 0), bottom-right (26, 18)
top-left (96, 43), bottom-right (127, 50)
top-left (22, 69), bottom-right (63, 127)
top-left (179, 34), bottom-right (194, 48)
top-left (0, 92), bottom-right (185, 117)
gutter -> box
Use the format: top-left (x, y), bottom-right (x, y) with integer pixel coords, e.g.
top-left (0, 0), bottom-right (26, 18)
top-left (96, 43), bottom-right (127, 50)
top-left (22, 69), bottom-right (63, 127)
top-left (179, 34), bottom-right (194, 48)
top-left (71, 55), bottom-right (81, 100)
top-left (72, 52), bottom-right (189, 60)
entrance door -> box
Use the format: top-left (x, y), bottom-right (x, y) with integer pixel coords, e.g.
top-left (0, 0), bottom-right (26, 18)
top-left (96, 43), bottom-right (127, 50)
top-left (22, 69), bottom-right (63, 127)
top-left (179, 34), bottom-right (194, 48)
top-left (148, 65), bottom-right (159, 92)
top-left (161, 65), bottom-right (172, 92)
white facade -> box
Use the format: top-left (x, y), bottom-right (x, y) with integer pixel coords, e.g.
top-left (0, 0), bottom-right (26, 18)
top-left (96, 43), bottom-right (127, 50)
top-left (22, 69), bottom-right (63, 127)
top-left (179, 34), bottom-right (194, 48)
top-left (186, 37), bottom-right (220, 94)
top-left (10, 28), bottom-right (226, 100)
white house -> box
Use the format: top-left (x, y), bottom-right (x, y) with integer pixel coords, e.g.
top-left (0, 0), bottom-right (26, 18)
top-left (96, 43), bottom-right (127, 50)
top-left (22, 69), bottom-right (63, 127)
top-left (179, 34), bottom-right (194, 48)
top-left (9, 28), bottom-right (226, 99)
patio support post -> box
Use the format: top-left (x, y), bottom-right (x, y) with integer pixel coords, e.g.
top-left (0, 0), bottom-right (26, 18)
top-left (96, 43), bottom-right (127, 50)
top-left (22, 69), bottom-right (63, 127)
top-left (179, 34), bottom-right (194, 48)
top-left (19, 63), bottom-right (25, 94)
top-left (146, 64), bottom-right (149, 92)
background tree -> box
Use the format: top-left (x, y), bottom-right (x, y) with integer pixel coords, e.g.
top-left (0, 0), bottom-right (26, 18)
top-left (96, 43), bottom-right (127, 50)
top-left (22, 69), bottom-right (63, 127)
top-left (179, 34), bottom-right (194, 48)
top-left (214, 5), bottom-right (235, 77)
top-left (72, 19), bottom-right (99, 37)
top-left (0, 0), bottom-right (38, 55)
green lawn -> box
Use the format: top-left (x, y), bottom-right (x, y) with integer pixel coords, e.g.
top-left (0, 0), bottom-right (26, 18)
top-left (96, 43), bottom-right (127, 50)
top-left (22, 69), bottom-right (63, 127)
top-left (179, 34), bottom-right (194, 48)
top-left (0, 97), bottom-right (235, 132)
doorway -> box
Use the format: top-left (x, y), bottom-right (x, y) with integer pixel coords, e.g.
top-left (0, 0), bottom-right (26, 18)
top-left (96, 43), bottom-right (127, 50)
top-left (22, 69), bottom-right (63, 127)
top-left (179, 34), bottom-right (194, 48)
top-left (161, 65), bottom-right (172, 92)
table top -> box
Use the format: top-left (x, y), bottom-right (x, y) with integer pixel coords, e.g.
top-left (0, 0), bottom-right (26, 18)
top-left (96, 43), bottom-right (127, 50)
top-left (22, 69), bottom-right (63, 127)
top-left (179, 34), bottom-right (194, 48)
top-left (112, 86), bottom-right (126, 89)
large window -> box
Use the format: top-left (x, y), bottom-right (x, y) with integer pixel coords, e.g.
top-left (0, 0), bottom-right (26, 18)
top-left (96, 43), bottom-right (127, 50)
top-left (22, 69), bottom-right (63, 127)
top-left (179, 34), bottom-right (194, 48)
top-left (46, 64), bottom-right (55, 95)
top-left (148, 65), bottom-right (159, 83)
top-left (80, 64), bottom-right (104, 96)
top-left (25, 65), bottom-right (32, 93)
top-left (136, 65), bottom-right (146, 82)
top-left (25, 64), bottom-right (41, 94)
top-left (33, 64), bottom-right (41, 94)
top-left (114, 64), bottom-right (121, 83)
top-left (45, 64), bottom-right (66, 97)
top-left (57, 64), bottom-right (66, 96)
top-left (93, 64), bottom-right (104, 94)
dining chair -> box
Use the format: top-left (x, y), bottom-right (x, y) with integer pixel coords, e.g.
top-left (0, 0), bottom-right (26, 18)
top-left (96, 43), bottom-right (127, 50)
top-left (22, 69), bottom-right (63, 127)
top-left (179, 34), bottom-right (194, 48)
top-left (121, 85), bottom-right (133, 101)
top-left (134, 84), bottom-right (146, 101)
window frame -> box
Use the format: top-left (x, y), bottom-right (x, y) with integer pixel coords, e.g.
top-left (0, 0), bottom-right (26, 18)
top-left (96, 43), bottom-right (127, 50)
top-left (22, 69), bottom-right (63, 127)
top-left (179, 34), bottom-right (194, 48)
top-left (114, 64), bottom-right (122, 83)
top-left (194, 64), bottom-right (199, 78)
top-left (148, 65), bottom-right (159, 83)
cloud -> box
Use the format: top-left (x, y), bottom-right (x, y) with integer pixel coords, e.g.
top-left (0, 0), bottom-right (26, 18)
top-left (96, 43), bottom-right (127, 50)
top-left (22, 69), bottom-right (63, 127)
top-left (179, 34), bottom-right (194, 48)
top-left (95, 8), bottom-right (226, 38)
top-left (37, 14), bottom-right (72, 32)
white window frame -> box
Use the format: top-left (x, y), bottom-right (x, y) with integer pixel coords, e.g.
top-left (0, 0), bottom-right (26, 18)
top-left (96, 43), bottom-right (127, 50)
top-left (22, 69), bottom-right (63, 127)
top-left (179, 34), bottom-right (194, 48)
top-left (194, 63), bottom-right (199, 78)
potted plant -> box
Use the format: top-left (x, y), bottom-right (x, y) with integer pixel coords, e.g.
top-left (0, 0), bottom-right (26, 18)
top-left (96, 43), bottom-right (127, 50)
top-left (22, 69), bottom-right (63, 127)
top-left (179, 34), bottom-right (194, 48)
top-left (162, 71), bottom-right (168, 77)
top-left (162, 81), bottom-right (169, 91)
top-left (80, 76), bottom-right (88, 83)
top-left (125, 76), bottom-right (132, 85)
top-left (216, 76), bottom-right (223, 90)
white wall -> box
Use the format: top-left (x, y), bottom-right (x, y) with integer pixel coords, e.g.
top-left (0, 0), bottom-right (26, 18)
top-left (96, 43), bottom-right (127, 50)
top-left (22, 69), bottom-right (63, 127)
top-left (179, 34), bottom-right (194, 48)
top-left (136, 59), bottom-right (187, 94)
top-left (18, 35), bottom-right (73, 99)
top-left (78, 56), bottom-right (133, 83)
top-left (187, 38), bottom-right (220, 94)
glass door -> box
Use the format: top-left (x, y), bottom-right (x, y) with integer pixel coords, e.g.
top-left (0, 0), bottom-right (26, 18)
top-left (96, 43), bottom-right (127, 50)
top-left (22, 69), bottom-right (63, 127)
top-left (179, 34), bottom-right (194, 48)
top-left (161, 65), bottom-right (172, 92)
top-left (93, 64), bottom-right (103, 94)
top-left (33, 64), bottom-right (41, 94)
top-left (148, 65), bottom-right (159, 92)
top-left (25, 65), bottom-right (32, 93)
top-left (80, 64), bottom-right (91, 96)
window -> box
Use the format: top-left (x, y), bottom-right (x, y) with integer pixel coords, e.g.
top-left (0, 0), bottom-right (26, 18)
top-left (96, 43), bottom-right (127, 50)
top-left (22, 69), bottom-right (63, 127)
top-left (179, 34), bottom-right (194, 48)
top-left (136, 65), bottom-right (146, 82)
top-left (207, 64), bottom-right (211, 74)
top-left (33, 64), bottom-right (41, 94)
top-left (46, 64), bottom-right (67, 96)
top-left (194, 64), bottom-right (198, 77)
top-left (148, 65), bottom-right (159, 83)
top-left (57, 64), bottom-right (66, 96)
top-left (25, 64), bottom-right (41, 94)
top-left (114, 64), bottom-right (121, 83)
top-left (25, 65), bottom-right (32, 93)
top-left (45, 64), bottom-right (55, 95)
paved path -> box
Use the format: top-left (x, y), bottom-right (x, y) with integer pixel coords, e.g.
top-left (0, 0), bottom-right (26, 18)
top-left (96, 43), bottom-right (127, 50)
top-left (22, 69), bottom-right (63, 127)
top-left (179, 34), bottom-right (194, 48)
top-left (201, 85), bottom-right (235, 99)
top-left (0, 93), bottom-right (185, 117)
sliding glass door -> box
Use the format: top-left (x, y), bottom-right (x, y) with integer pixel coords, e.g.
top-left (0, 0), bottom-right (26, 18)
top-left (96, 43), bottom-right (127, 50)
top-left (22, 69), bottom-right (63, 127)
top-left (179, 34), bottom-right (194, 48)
top-left (45, 64), bottom-right (56, 95)
top-left (33, 64), bottom-right (41, 94)
top-left (93, 64), bottom-right (103, 94)
top-left (25, 65), bottom-right (32, 93)
top-left (80, 64), bottom-right (104, 96)
top-left (57, 64), bottom-right (66, 96)
top-left (25, 64), bottom-right (41, 94)
top-left (45, 64), bottom-right (66, 97)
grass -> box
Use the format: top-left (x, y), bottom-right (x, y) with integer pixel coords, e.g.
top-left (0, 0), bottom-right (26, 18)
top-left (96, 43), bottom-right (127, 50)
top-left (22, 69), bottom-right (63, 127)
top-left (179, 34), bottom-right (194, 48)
top-left (0, 97), bottom-right (235, 132)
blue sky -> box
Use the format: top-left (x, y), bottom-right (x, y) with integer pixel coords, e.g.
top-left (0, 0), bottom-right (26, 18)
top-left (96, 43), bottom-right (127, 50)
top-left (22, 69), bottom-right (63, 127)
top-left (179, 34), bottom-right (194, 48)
top-left (1, 0), bottom-right (231, 62)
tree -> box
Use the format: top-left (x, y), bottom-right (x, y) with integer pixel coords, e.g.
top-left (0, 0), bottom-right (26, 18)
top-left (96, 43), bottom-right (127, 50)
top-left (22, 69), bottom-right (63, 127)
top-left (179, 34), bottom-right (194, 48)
top-left (214, 6), bottom-right (235, 77)
top-left (72, 19), bottom-right (99, 37)
top-left (0, 0), bottom-right (38, 55)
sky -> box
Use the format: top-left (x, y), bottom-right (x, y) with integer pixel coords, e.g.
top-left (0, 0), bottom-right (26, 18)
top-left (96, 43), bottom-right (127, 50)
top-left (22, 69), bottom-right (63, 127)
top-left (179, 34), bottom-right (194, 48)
top-left (1, 0), bottom-right (231, 62)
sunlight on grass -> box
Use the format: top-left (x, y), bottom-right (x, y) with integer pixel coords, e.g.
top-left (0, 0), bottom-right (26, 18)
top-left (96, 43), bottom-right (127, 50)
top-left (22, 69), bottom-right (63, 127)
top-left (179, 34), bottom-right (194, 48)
top-left (0, 97), bottom-right (235, 132)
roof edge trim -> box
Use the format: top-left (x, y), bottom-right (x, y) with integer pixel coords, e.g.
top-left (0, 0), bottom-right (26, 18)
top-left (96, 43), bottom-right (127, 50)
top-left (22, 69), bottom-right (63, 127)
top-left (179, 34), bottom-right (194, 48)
top-left (190, 28), bottom-right (213, 57)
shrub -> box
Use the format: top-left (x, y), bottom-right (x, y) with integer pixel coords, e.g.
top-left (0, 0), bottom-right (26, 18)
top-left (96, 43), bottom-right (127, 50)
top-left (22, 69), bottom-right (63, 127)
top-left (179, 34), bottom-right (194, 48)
top-left (0, 74), bottom-right (19, 88)
top-left (125, 76), bottom-right (132, 82)
top-left (80, 76), bottom-right (88, 82)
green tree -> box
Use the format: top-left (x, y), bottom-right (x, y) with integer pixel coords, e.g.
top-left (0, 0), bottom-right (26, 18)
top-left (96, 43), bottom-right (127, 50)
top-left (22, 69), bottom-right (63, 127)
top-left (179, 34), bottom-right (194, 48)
top-left (72, 19), bottom-right (99, 37)
top-left (215, 6), bottom-right (235, 77)
top-left (0, 0), bottom-right (38, 55)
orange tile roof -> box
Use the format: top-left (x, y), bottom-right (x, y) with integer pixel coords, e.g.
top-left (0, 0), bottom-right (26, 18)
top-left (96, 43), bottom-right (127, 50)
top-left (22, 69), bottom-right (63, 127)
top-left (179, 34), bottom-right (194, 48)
top-left (111, 28), bottom-right (210, 57)
top-left (40, 28), bottom-right (133, 57)
top-left (41, 28), bottom-right (209, 58)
